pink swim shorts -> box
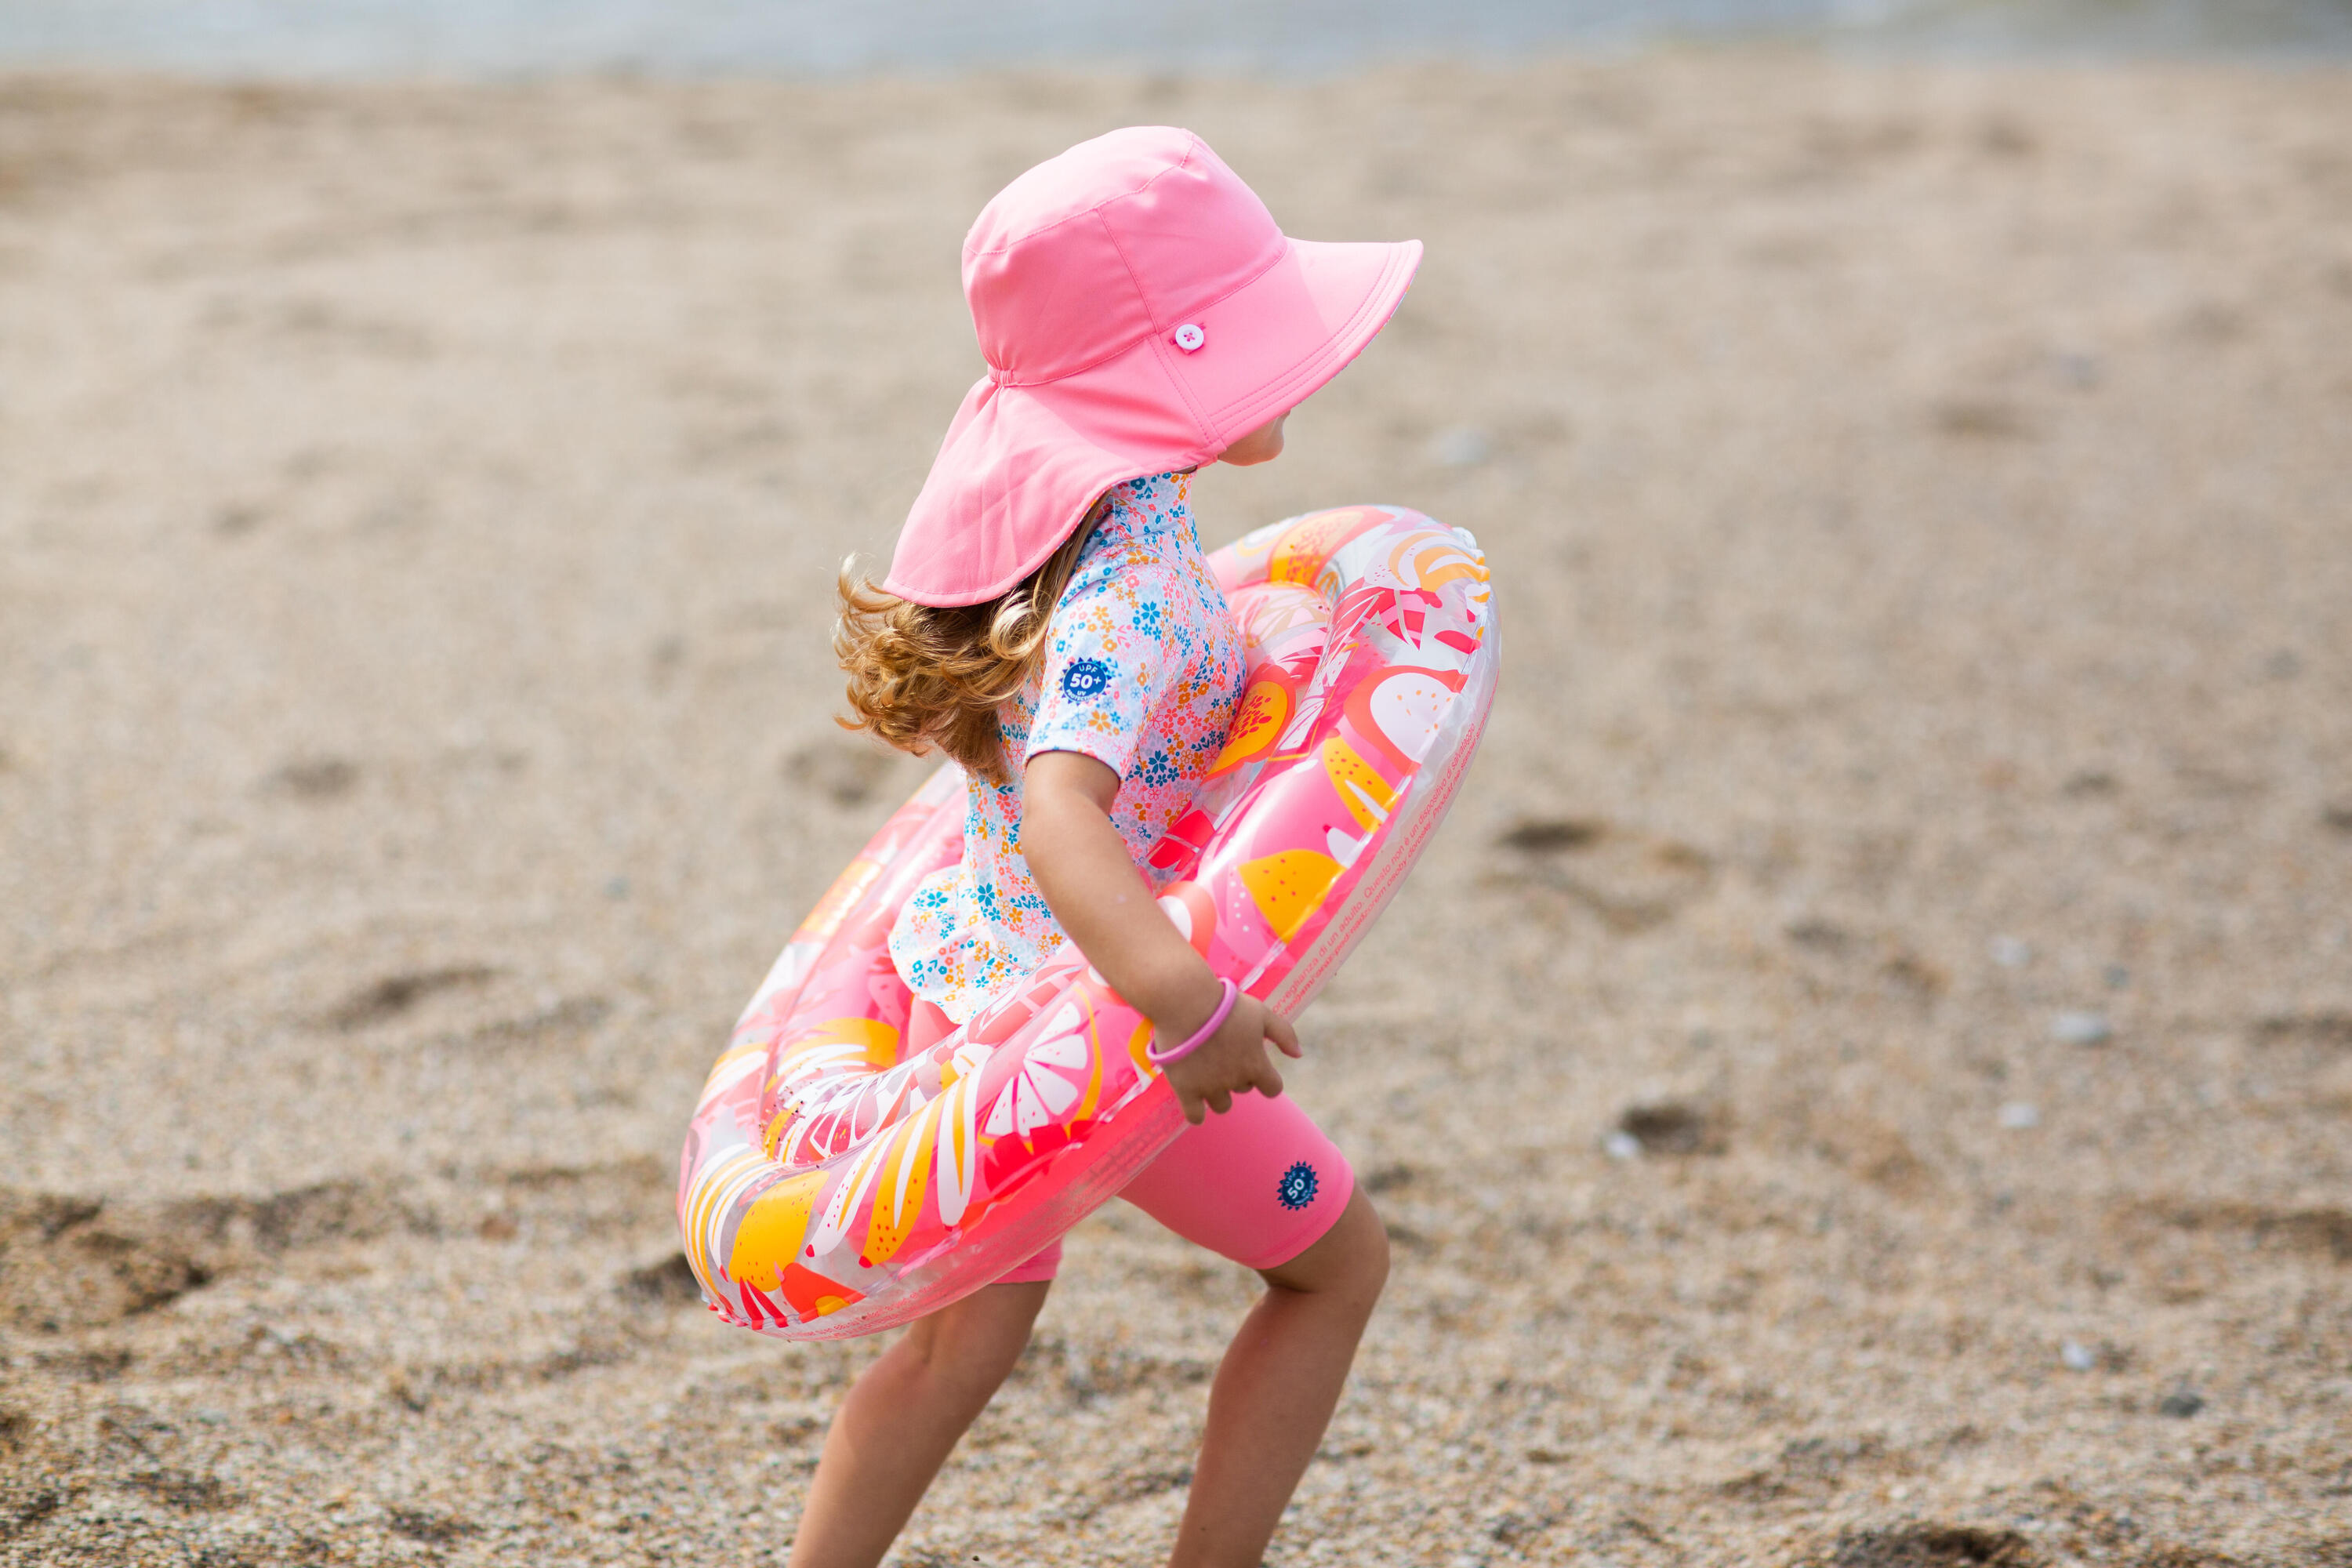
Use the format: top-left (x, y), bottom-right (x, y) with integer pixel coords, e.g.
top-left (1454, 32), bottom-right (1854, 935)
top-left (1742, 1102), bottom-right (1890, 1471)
top-left (995, 1087), bottom-right (1353, 1283)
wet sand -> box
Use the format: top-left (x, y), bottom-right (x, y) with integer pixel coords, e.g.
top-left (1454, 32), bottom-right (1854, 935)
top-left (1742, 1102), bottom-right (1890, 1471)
top-left (2, 54), bottom-right (2349, 1566)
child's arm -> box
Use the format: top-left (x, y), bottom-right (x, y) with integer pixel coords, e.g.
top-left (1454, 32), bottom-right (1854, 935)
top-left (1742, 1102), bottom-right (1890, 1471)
top-left (1022, 750), bottom-right (1299, 1125)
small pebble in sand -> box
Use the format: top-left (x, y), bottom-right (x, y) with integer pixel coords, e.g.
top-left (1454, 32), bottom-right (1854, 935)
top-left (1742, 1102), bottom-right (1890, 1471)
top-left (2160, 1388), bottom-right (2205, 1418)
top-left (1602, 1130), bottom-right (1642, 1161)
top-left (2104, 964), bottom-right (2130, 989)
top-left (1988, 935), bottom-right (2031, 967)
top-left (1998, 1102), bottom-right (2040, 1130)
top-left (2051, 1011), bottom-right (2113, 1045)
top-left (1429, 426), bottom-right (1491, 467)
top-left (2055, 349), bottom-right (2103, 387)
top-left (2061, 1339), bottom-right (2097, 1372)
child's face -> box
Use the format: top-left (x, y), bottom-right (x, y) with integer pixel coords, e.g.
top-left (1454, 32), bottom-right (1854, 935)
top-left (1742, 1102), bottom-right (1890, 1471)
top-left (1218, 412), bottom-right (1288, 467)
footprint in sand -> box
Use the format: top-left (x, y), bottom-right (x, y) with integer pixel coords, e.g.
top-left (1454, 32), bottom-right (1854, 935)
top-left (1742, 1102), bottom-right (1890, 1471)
top-left (786, 735), bottom-right (906, 808)
top-left (322, 966), bottom-right (496, 1031)
top-left (263, 755), bottom-right (359, 800)
top-left (1494, 815), bottom-right (1713, 931)
top-left (1806, 1523), bottom-right (2032, 1567)
top-left (0, 1192), bottom-right (212, 1332)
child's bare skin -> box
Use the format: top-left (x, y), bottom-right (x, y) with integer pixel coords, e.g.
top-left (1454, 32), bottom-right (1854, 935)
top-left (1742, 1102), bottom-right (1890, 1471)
top-left (1025, 745), bottom-right (1299, 1126)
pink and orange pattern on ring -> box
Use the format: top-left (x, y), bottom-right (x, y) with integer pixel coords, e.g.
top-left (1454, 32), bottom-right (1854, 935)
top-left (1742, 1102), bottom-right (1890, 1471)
top-left (675, 504), bottom-right (1497, 1339)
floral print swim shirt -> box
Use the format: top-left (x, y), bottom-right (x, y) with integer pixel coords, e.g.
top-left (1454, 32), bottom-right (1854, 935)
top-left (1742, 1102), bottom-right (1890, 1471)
top-left (889, 470), bottom-right (1247, 1024)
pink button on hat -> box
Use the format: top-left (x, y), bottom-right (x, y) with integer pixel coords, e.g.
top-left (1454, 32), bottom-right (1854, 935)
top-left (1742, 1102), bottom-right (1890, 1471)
top-left (881, 126), bottom-right (1422, 608)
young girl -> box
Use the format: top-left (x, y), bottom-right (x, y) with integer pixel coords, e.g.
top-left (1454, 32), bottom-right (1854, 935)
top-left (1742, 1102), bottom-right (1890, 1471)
top-left (799, 125), bottom-right (1421, 1568)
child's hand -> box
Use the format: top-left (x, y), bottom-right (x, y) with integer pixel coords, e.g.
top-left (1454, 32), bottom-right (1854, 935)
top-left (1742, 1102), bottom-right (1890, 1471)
top-left (1160, 995), bottom-right (1302, 1126)
top-left (1018, 752), bottom-right (1305, 1127)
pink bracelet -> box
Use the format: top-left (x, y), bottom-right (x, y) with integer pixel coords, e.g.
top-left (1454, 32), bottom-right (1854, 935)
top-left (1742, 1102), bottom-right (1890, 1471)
top-left (1145, 978), bottom-right (1240, 1066)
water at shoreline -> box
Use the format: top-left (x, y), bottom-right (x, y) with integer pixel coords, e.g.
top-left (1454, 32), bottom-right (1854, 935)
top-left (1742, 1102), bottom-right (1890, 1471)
top-left (3, 0), bottom-right (2349, 78)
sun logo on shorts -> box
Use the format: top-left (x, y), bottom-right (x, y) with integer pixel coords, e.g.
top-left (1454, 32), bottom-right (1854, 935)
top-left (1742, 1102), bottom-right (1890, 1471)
top-left (1275, 1161), bottom-right (1319, 1211)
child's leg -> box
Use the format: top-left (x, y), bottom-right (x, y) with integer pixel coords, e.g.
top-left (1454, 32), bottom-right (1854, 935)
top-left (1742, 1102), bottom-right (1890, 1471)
top-left (1169, 1185), bottom-right (1389, 1568)
top-left (788, 1279), bottom-right (1051, 1568)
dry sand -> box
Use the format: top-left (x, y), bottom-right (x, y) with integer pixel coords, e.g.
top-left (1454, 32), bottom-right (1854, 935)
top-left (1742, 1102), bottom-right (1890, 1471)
top-left (3, 54), bottom-right (2350, 1567)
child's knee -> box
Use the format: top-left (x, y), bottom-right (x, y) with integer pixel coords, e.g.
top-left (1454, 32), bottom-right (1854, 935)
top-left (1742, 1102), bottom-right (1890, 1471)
top-left (913, 1279), bottom-right (1048, 1394)
top-left (1264, 1189), bottom-right (1388, 1305)
top-left (1338, 1196), bottom-right (1392, 1299)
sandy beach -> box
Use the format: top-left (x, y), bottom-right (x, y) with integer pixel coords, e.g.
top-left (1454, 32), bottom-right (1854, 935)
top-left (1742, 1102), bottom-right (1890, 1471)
top-left (2, 53), bottom-right (2350, 1566)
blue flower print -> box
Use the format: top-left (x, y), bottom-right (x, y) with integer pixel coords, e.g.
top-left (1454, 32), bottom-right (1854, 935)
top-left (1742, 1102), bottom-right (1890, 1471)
top-left (887, 470), bottom-right (1247, 1026)
top-left (1059, 656), bottom-right (1115, 702)
top-left (1276, 1162), bottom-right (1319, 1211)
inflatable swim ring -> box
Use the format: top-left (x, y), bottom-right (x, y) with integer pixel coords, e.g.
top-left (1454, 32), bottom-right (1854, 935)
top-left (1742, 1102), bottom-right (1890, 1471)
top-left (677, 504), bottom-right (1496, 1339)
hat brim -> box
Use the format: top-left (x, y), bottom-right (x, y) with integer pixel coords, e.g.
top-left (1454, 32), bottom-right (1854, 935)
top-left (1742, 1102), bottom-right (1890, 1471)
top-left (883, 235), bottom-right (1421, 608)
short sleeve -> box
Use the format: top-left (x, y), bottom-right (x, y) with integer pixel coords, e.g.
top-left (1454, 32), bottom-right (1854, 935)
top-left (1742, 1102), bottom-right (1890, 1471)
top-left (1025, 564), bottom-right (1174, 780)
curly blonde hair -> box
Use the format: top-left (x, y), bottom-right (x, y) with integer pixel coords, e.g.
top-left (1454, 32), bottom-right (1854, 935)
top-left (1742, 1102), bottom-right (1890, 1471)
top-left (834, 500), bottom-right (1104, 786)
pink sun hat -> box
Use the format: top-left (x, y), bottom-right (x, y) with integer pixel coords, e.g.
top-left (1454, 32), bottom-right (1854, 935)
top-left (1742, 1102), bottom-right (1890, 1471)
top-left (880, 125), bottom-right (1422, 608)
